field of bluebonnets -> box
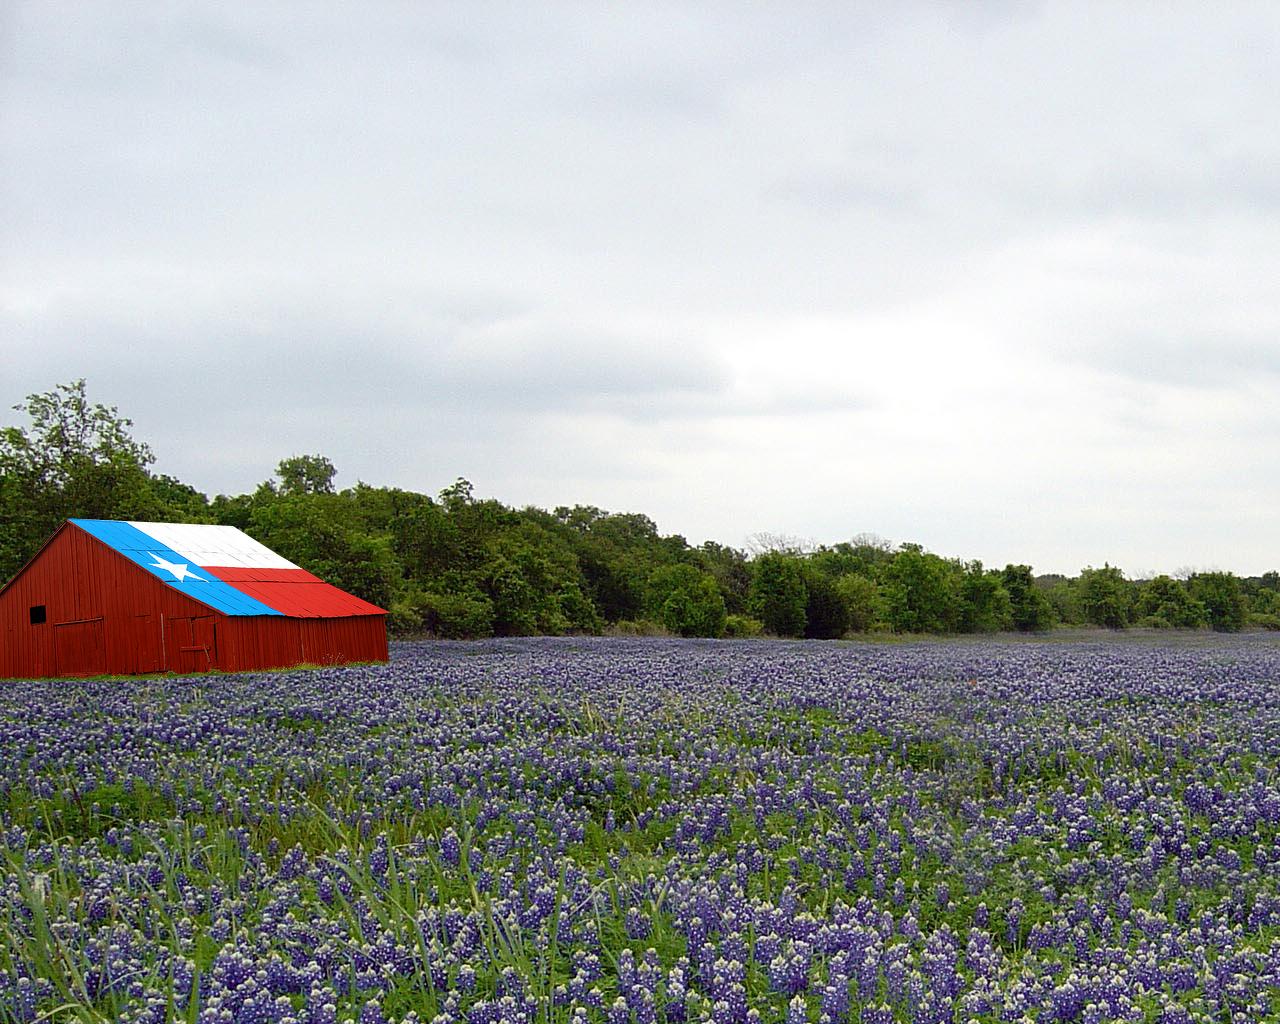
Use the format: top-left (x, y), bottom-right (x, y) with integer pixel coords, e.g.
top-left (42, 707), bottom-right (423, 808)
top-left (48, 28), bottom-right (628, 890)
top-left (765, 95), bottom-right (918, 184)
top-left (4, 637), bottom-right (1280, 1024)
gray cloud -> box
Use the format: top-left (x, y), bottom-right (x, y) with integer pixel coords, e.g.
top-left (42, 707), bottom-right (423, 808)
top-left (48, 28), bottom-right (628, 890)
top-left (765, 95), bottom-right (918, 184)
top-left (1057, 335), bottom-right (1280, 390)
top-left (3, 2), bottom-right (1280, 571)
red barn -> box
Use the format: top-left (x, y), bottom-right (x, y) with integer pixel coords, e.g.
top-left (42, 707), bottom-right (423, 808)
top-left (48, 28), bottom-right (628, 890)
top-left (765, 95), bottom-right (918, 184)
top-left (0, 519), bottom-right (388, 678)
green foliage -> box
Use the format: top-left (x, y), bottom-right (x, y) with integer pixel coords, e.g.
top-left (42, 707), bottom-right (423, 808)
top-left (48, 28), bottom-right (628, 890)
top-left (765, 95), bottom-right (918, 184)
top-left (274, 453), bottom-right (337, 495)
top-left (1002, 564), bottom-right (1055, 632)
top-left (645, 564), bottom-right (727, 638)
top-left (0, 380), bottom-right (200, 582)
top-left (1187, 571), bottom-right (1247, 632)
top-left (6, 380), bottom-right (1280, 643)
top-left (417, 587), bottom-right (496, 638)
top-left (1038, 575), bottom-right (1080, 625)
top-left (723, 614), bottom-right (764, 637)
top-left (748, 553), bottom-right (808, 637)
top-left (693, 541), bottom-right (752, 615)
top-left (1077, 564), bottom-right (1133, 629)
top-left (958, 561), bottom-right (1013, 633)
top-left (1136, 575), bottom-right (1205, 629)
top-left (608, 618), bottom-right (671, 636)
top-left (882, 544), bottom-right (961, 633)
top-left (801, 569), bottom-right (848, 639)
top-left (834, 573), bottom-right (885, 632)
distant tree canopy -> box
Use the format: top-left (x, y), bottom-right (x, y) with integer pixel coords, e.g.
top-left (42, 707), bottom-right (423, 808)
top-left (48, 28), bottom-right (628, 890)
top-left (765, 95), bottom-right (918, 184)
top-left (2, 381), bottom-right (1277, 639)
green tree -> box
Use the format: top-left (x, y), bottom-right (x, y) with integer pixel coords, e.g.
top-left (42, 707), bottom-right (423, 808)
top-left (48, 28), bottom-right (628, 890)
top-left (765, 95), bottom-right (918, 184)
top-left (1135, 575), bottom-right (1204, 628)
top-left (835, 573), bottom-right (885, 632)
top-left (416, 581), bottom-right (495, 638)
top-left (1077, 564), bottom-right (1132, 628)
top-left (882, 544), bottom-right (961, 633)
top-left (1187, 571), bottom-right (1247, 632)
top-left (694, 541), bottom-right (752, 615)
top-left (275, 454), bottom-right (337, 496)
top-left (1038, 574), bottom-right (1081, 624)
top-left (0, 380), bottom-right (171, 581)
top-left (390, 495), bottom-right (465, 578)
top-left (748, 552), bottom-right (808, 637)
top-left (958, 561), bottom-right (1013, 633)
top-left (1001, 564), bottom-right (1055, 632)
top-left (802, 569), bottom-right (849, 639)
top-left (646, 564), bottom-right (727, 637)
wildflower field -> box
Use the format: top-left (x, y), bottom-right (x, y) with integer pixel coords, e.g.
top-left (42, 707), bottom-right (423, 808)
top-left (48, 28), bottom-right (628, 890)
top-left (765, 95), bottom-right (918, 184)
top-left (4, 637), bottom-right (1280, 1024)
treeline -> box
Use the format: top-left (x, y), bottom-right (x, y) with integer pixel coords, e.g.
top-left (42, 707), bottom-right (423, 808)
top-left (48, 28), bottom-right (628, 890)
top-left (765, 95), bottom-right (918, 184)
top-left (3, 382), bottom-right (1279, 638)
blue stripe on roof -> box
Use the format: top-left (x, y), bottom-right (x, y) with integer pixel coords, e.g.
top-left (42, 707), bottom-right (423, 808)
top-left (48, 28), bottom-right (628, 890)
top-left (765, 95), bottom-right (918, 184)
top-left (70, 519), bottom-right (283, 617)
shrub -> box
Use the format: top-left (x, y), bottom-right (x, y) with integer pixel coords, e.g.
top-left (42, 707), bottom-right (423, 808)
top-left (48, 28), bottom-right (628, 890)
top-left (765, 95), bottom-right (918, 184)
top-left (803, 571), bottom-right (849, 639)
top-left (386, 599), bottom-right (425, 636)
top-left (723, 614), bottom-right (764, 637)
top-left (646, 564), bottom-right (727, 638)
top-left (1188, 572), bottom-right (1248, 633)
top-left (749, 553), bottom-right (807, 637)
top-left (835, 574), bottom-right (885, 633)
top-left (419, 590), bottom-right (495, 639)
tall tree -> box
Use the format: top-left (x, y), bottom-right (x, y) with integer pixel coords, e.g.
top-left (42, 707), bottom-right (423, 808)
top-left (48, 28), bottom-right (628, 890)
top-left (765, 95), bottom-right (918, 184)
top-left (1077, 564), bottom-right (1132, 628)
top-left (275, 454), bottom-right (337, 496)
top-left (646, 563), bottom-right (727, 637)
top-left (0, 380), bottom-right (169, 581)
top-left (1002, 564), bottom-right (1055, 632)
top-left (882, 544), bottom-right (961, 633)
top-left (1188, 571), bottom-right (1247, 632)
top-left (749, 553), bottom-right (808, 637)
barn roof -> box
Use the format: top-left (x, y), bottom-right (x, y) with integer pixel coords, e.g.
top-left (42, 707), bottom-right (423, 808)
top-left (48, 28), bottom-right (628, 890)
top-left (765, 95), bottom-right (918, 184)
top-left (68, 519), bottom-right (385, 619)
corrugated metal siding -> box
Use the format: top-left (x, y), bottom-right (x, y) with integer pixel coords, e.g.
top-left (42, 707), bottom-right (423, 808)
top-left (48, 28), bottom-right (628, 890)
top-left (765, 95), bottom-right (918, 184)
top-left (0, 525), bottom-right (221, 678)
top-left (68, 519), bottom-right (386, 617)
top-left (203, 566), bottom-right (386, 617)
top-left (126, 522), bottom-right (299, 568)
top-left (0, 523), bottom-right (388, 679)
top-left (218, 615), bottom-right (388, 671)
top-left (70, 519), bottom-right (284, 617)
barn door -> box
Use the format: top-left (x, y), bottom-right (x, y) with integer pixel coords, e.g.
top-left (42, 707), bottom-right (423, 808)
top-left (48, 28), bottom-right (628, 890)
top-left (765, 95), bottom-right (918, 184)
top-left (166, 616), bottom-right (218, 673)
top-left (54, 618), bottom-right (107, 677)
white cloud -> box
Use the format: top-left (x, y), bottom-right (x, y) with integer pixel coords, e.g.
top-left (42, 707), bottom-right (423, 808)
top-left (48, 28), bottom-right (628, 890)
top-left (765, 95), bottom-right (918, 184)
top-left (2, 1), bottom-right (1279, 574)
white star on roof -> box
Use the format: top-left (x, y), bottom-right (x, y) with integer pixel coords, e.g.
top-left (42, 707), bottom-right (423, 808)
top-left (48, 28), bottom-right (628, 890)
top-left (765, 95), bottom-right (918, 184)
top-left (147, 554), bottom-right (205, 583)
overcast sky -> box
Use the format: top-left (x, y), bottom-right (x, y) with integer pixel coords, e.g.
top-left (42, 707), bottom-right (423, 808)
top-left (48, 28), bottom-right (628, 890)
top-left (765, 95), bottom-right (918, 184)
top-left (3, 3), bottom-right (1279, 575)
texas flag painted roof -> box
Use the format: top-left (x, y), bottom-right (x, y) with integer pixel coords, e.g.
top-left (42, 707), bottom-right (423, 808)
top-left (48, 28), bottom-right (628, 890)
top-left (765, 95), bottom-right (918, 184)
top-left (70, 520), bottom-right (385, 618)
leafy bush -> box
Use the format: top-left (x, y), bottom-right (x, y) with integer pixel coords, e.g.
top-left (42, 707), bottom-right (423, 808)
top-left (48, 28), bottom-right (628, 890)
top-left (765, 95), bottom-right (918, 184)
top-left (386, 598), bottom-right (425, 635)
top-left (645, 564), bottom-right (727, 637)
top-left (802, 571), bottom-right (849, 639)
top-left (835, 573), bottom-right (885, 632)
top-left (1077, 564), bottom-right (1132, 629)
top-left (723, 614), bottom-right (764, 637)
top-left (749, 553), bottom-right (807, 637)
top-left (418, 590), bottom-right (495, 639)
top-left (1188, 572), bottom-right (1248, 632)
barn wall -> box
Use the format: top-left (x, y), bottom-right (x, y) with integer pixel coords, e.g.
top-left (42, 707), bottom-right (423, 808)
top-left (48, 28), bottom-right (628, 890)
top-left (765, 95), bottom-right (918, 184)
top-left (0, 525), bottom-right (214, 678)
top-left (1, 525), bottom-right (389, 679)
top-left (218, 616), bottom-right (388, 671)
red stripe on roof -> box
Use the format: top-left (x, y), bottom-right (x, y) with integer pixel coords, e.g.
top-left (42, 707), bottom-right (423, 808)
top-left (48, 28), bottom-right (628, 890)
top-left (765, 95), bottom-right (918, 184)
top-left (202, 566), bottom-right (386, 618)
top-left (204, 566), bottom-right (324, 584)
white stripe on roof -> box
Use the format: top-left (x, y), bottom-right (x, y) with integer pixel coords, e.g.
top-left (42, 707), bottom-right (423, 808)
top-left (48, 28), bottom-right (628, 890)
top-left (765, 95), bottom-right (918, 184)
top-left (128, 522), bottom-right (300, 569)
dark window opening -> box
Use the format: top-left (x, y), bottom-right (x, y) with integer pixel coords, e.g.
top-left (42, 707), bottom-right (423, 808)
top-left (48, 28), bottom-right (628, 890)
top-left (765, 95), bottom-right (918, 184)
top-left (29, 605), bottom-right (46, 625)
